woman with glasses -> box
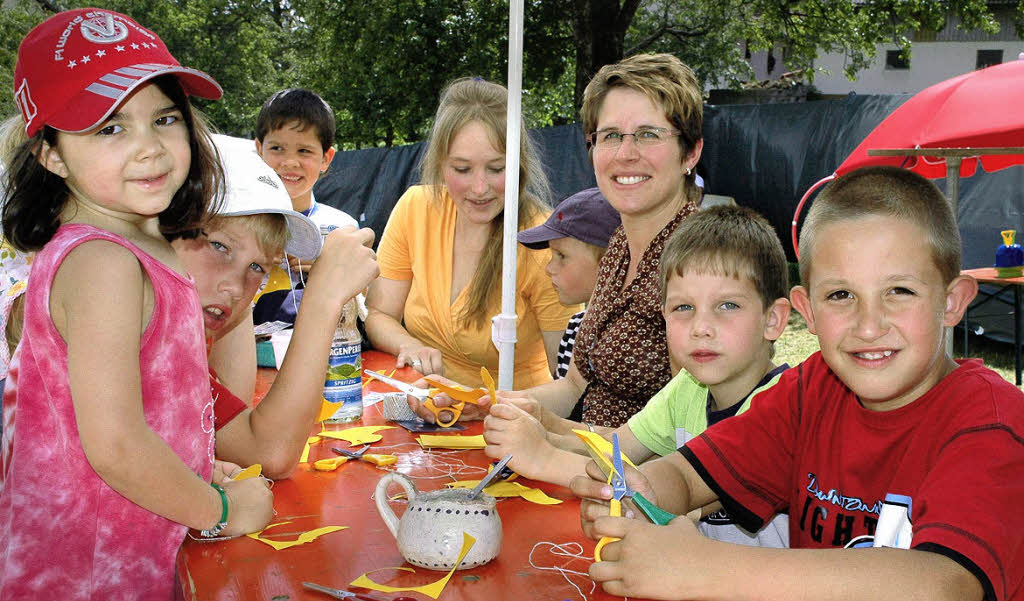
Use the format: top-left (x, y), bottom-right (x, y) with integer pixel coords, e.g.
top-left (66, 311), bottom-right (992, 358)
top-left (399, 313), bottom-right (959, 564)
top-left (519, 53), bottom-right (704, 428)
top-left (365, 78), bottom-right (579, 388)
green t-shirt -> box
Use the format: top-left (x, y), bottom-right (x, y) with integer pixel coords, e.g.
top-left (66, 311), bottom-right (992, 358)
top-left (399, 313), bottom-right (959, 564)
top-left (626, 366), bottom-right (787, 457)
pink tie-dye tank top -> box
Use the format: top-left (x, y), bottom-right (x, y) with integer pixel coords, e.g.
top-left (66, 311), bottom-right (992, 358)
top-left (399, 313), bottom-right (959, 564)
top-left (0, 224), bottom-right (214, 600)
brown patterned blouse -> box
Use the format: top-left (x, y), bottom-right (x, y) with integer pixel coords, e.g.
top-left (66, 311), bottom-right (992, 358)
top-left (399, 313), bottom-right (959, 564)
top-left (573, 203), bottom-right (699, 427)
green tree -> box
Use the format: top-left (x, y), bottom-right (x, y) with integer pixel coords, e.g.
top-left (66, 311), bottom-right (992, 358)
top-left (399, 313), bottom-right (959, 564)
top-left (1, 0), bottom-right (1017, 147)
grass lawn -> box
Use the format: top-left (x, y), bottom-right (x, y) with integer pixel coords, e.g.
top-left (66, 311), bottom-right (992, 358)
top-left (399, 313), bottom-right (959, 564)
top-left (775, 312), bottom-right (1024, 391)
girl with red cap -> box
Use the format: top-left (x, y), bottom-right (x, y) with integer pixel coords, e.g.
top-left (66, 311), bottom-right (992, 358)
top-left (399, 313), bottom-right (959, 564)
top-left (0, 9), bottom-right (273, 599)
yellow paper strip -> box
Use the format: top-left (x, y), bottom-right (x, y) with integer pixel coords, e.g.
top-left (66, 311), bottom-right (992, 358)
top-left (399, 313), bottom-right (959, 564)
top-left (446, 480), bottom-right (562, 505)
top-left (231, 464), bottom-right (262, 481)
top-left (299, 435), bottom-right (321, 464)
top-left (416, 434), bottom-right (487, 450)
top-left (349, 532), bottom-right (475, 599)
top-left (572, 429), bottom-right (636, 479)
top-left (319, 425), bottom-right (396, 445)
top-left (246, 521), bottom-right (348, 550)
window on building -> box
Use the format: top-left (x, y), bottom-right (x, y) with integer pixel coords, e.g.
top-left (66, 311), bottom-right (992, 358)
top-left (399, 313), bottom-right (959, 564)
top-left (976, 49), bottom-right (1003, 69)
top-left (885, 50), bottom-right (910, 70)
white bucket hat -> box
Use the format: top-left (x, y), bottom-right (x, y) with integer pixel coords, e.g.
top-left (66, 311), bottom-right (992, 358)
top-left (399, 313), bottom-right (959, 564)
top-left (211, 134), bottom-right (322, 261)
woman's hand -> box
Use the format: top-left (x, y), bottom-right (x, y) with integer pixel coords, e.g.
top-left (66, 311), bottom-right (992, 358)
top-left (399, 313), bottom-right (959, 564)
top-left (396, 343), bottom-right (444, 376)
top-left (405, 374), bottom-right (491, 423)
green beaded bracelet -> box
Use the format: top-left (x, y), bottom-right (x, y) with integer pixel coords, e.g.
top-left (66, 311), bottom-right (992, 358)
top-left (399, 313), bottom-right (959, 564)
top-left (200, 483), bottom-right (229, 538)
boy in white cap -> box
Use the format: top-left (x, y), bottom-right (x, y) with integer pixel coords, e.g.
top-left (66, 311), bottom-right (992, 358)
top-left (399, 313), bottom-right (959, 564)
top-left (172, 134), bottom-right (378, 477)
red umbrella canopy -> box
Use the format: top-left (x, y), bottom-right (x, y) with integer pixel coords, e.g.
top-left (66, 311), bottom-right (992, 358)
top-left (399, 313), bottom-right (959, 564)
top-left (836, 58), bottom-right (1024, 179)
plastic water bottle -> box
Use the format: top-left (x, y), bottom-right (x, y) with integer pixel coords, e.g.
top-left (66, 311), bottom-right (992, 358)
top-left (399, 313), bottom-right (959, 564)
top-left (321, 221), bottom-right (362, 423)
top-left (323, 297), bottom-right (362, 423)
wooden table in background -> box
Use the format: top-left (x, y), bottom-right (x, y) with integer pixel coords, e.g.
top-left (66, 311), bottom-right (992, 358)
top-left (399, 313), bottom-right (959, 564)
top-left (961, 267), bottom-right (1024, 385)
top-left (177, 350), bottom-right (625, 601)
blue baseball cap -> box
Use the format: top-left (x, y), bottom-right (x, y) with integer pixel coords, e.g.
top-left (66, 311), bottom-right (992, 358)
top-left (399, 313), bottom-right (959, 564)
top-left (518, 187), bottom-right (621, 249)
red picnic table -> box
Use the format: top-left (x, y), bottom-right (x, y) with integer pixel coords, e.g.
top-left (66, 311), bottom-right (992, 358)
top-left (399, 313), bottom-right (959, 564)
top-left (176, 350), bottom-right (629, 601)
top-left (960, 267), bottom-right (1024, 385)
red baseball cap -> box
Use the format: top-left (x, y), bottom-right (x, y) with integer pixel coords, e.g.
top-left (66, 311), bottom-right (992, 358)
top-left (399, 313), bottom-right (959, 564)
top-left (13, 8), bottom-right (222, 138)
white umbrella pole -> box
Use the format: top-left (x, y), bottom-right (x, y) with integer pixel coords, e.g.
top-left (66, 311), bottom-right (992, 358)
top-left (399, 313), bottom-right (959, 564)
top-left (493, 0), bottom-right (524, 391)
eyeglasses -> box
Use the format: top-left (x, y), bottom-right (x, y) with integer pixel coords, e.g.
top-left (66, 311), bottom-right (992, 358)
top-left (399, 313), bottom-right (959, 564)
top-left (586, 127), bottom-right (682, 149)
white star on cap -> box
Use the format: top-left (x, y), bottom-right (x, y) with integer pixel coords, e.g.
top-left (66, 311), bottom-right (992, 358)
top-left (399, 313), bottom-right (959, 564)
top-left (96, 50), bottom-right (106, 57)
top-left (68, 60), bottom-right (77, 69)
top-left (131, 43), bottom-right (139, 49)
top-left (115, 45), bottom-right (125, 52)
top-left (80, 55), bottom-right (90, 63)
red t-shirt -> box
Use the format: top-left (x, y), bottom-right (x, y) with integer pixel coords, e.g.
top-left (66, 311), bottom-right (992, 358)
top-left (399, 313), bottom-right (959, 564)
top-left (682, 352), bottom-right (1024, 601)
top-left (210, 367), bottom-right (247, 430)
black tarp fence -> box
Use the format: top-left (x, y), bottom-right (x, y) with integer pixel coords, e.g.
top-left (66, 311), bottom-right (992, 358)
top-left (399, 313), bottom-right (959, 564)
top-left (314, 93), bottom-right (1024, 344)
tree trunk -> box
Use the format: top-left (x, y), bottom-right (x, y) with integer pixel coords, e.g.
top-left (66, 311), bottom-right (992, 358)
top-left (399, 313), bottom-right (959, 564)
top-left (571, 0), bottom-right (642, 117)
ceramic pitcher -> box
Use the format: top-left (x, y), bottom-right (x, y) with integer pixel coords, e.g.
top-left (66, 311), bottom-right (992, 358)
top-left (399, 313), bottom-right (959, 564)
top-left (375, 472), bottom-right (502, 571)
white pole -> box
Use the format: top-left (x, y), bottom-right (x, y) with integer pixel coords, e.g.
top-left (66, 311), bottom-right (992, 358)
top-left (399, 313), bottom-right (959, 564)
top-left (493, 0), bottom-right (524, 391)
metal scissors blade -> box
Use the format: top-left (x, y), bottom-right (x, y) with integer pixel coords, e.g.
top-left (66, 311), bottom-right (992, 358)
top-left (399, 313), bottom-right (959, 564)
top-left (363, 369), bottom-right (431, 400)
top-left (302, 581), bottom-right (356, 599)
top-left (610, 432), bottom-right (628, 501)
top-left (468, 453), bottom-right (513, 499)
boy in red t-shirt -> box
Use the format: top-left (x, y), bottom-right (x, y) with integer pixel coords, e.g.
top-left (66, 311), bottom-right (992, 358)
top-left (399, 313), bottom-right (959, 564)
top-left (573, 166), bottom-right (1024, 601)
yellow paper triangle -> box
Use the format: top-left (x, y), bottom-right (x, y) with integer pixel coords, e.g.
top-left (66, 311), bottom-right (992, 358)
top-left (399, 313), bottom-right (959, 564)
top-left (315, 397), bottom-right (338, 423)
top-left (231, 464), bottom-right (262, 481)
top-left (416, 434), bottom-right (486, 450)
top-left (349, 532), bottom-right (475, 599)
top-left (318, 425), bottom-right (395, 445)
top-left (246, 521), bottom-right (348, 550)
top-left (446, 480), bottom-right (562, 505)
top-left (252, 266), bottom-right (292, 304)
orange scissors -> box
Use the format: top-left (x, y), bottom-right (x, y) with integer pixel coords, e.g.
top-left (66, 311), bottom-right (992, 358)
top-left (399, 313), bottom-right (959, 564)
top-left (363, 369), bottom-right (485, 427)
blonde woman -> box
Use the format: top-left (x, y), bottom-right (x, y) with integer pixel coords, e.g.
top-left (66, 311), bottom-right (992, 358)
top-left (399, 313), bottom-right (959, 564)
top-left (365, 78), bottom-right (579, 389)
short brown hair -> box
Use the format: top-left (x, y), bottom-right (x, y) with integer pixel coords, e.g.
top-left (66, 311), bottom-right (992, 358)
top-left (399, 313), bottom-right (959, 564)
top-left (581, 53), bottom-right (703, 201)
top-left (799, 166), bottom-right (960, 286)
top-left (206, 213), bottom-right (289, 262)
top-left (660, 205), bottom-right (789, 309)
top-left (419, 77), bottom-right (551, 329)
top-left (255, 88), bottom-right (335, 152)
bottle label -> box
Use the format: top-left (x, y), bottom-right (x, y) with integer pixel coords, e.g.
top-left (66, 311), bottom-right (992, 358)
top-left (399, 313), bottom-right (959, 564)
top-left (324, 341), bottom-right (362, 410)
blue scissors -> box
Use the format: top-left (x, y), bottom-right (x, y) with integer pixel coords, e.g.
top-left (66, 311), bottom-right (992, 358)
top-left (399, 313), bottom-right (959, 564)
top-left (593, 433), bottom-right (676, 562)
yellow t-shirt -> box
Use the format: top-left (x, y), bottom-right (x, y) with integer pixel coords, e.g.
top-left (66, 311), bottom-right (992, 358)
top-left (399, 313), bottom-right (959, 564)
top-left (376, 185), bottom-right (580, 389)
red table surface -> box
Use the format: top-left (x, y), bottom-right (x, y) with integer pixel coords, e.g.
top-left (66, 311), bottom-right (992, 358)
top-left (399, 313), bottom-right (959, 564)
top-left (962, 266), bottom-right (1024, 285)
top-left (177, 350), bottom-right (633, 601)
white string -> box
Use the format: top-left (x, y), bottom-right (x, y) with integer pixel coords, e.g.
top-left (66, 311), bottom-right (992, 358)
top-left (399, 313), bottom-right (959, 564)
top-left (528, 541), bottom-right (596, 601)
top-left (368, 442), bottom-right (489, 482)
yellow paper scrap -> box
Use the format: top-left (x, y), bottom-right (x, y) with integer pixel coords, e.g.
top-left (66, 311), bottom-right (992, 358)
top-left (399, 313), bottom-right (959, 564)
top-left (315, 397), bottom-right (338, 423)
top-left (319, 425), bottom-right (396, 445)
top-left (300, 435), bottom-right (322, 464)
top-left (349, 532), bottom-right (475, 599)
top-left (252, 266), bottom-right (292, 304)
top-left (446, 480), bottom-right (562, 505)
top-left (231, 464), bottom-right (262, 481)
top-left (416, 434), bottom-right (486, 450)
top-left (572, 429), bottom-right (636, 479)
top-left (246, 521), bottom-right (348, 550)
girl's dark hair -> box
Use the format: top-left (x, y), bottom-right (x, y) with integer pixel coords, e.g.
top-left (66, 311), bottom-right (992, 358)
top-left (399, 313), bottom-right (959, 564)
top-left (1, 76), bottom-right (224, 252)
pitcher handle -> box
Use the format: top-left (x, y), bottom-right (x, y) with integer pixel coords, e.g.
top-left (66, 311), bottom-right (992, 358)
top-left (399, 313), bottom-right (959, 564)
top-left (374, 472), bottom-right (417, 540)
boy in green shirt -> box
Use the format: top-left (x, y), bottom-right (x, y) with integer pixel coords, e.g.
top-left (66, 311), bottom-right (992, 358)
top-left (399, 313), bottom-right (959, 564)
top-left (484, 204), bottom-right (791, 545)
